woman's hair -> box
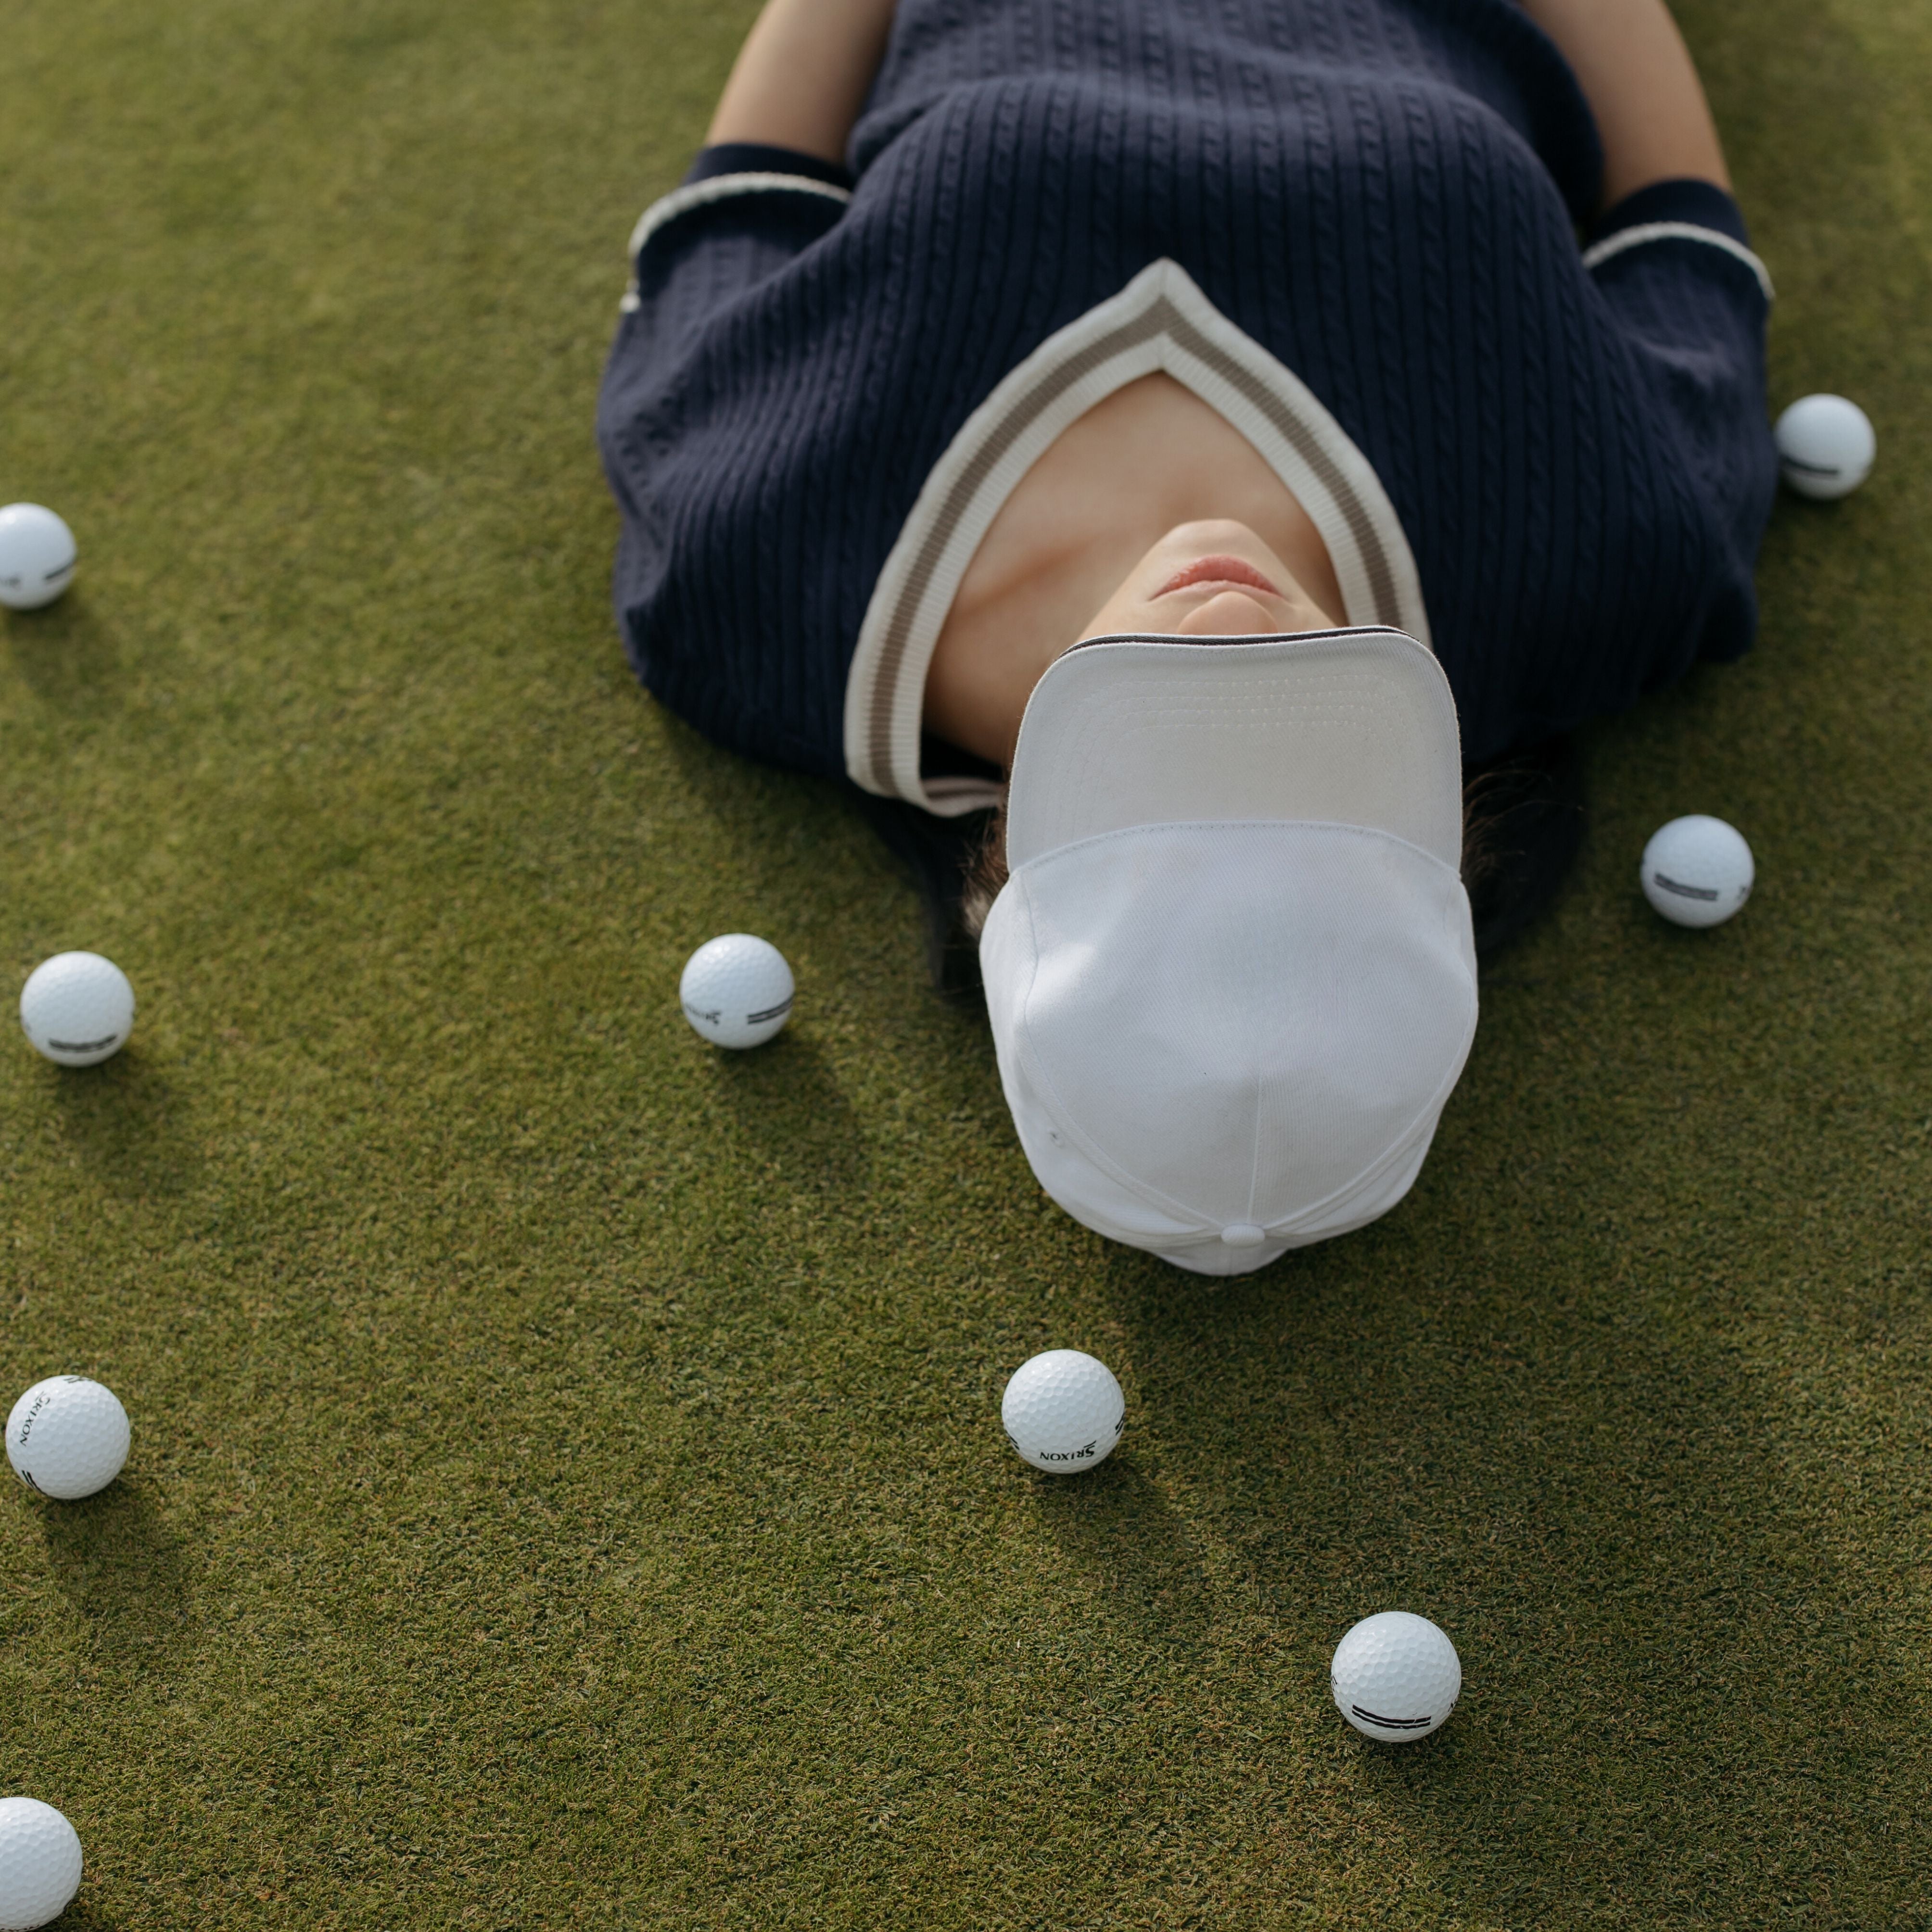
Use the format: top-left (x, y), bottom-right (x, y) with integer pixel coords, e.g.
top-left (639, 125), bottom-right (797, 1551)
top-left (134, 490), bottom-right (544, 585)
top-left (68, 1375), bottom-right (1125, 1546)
top-left (958, 802), bottom-right (1010, 941)
top-left (954, 733), bottom-right (1583, 959)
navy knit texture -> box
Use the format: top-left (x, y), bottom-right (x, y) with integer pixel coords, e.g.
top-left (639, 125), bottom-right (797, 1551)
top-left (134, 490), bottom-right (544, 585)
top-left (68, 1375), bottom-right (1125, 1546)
top-left (598, 0), bottom-right (1777, 775)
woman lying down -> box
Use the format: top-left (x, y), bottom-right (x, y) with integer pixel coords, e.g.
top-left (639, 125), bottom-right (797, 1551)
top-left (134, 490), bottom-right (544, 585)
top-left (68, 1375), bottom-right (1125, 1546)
top-left (597, 0), bottom-right (1776, 1275)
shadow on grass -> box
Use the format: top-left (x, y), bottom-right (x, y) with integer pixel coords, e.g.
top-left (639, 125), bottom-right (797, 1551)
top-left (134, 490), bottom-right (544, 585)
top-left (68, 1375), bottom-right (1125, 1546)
top-left (1026, 1453), bottom-right (1215, 1638)
top-left (703, 1028), bottom-right (869, 1198)
top-left (1091, 1212), bottom-right (1915, 1922)
top-left (2, 594), bottom-right (124, 714)
top-left (35, 1475), bottom-right (194, 1668)
top-left (46, 1049), bottom-right (203, 1202)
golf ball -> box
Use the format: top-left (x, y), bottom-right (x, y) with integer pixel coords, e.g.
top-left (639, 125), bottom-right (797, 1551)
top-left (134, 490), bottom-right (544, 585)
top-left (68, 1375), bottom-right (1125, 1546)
top-left (1774, 393), bottom-right (1875, 500)
top-left (679, 934), bottom-right (794, 1049)
top-left (1331, 1610), bottom-right (1462, 1743)
top-left (6, 1377), bottom-right (130, 1501)
top-left (1641, 815), bottom-right (1754, 929)
top-left (0, 1798), bottom-right (83, 1929)
top-left (19, 952), bottom-right (135, 1067)
top-left (1001, 1349), bottom-right (1125, 1474)
top-left (0, 504), bottom-right (78, 612)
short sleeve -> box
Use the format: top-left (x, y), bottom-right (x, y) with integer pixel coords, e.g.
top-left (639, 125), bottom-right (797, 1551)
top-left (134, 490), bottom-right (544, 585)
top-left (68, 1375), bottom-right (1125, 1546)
top-left (597, 146), bottom-right (853, 522)
top-left (595, 147), bottom-right (860, 773)
top-left (682, 143), bottom-right (854, 192)
top-left (615, 144), bottom-right (854, 333)
top-left (1581, 178), bottom-right (1779, 665)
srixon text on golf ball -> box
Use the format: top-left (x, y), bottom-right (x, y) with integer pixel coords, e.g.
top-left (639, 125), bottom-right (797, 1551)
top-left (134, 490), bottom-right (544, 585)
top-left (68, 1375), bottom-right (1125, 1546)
top-left (0, 502), bottom-right (78, 612)
top-left (1641, 816), bottom-right (1754, 929)
top-left (679, 934), bottom-right (795, 1049)
top-left (7, 1376), bottom-right (131, 1501)
top-left (1331, 1611), bottom-right (1462, 1743)
top-left (1001, 1349), bottom-right (1125, 1473)
top-left (1773, 393), bottom-right (1875, 501)
top-left (19, 951), bottom-right (136, 1067)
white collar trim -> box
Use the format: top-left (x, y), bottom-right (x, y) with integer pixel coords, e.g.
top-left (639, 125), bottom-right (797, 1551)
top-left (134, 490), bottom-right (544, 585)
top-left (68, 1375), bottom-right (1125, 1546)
top-left (843, 258), bottom-right (1428, 814)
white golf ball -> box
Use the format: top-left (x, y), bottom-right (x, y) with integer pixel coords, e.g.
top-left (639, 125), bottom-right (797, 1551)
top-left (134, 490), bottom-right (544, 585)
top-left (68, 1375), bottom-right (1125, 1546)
top-left (1331, 1610), bottom-right (1462, 1743)
top-left (0, 1798), bottom-right (83, 1929)
top-left (1001, 1349), bottom-right (1125, 1474)
top-left (6, 1377), bottom-right (130, 1501)
top-left (1774, 393), bottom-right (1875, 500)
top-left (1641, 815), bottom-right (1754, 929)
top-left (19, 952), bottom-right (135, 1066)
top-left (679, 934), bottom-right (794, 1049)
top-left (0, 504), bottom-right (78, 611)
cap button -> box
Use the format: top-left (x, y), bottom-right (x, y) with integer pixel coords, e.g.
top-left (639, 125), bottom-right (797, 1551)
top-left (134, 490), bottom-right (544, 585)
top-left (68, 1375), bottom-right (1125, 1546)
top-left (1220, 1223), bottom-right (1265, 1249)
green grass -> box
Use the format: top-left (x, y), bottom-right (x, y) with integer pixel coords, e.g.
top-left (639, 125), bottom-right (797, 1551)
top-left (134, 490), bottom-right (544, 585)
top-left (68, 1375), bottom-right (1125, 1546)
top-left (2, 0), bottom-right (1930, 1923)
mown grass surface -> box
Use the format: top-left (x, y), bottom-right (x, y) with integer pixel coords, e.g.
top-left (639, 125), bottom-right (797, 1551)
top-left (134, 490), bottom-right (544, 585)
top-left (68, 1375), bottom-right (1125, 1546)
top-left (2, 0), bottom-right (1929, 1924)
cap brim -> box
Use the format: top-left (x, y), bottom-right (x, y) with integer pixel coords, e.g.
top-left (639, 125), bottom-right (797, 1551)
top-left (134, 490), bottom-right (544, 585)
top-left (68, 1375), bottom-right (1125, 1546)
top-left (1005, 629), bottom-right (1463, 871)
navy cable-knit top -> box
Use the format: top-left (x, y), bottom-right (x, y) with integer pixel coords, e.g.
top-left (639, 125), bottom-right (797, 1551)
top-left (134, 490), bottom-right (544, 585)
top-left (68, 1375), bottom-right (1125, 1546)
top-left (597, 0), bottom-right (1778, 807)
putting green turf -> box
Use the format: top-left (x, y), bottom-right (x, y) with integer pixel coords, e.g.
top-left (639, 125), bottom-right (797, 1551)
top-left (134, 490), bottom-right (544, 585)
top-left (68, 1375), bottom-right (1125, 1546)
top-left (2, 0), bottom-right (1930, 1923)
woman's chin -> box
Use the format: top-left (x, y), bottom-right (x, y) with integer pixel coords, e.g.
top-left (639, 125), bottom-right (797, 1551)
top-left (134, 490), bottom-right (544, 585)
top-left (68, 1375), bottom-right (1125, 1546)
top-left (1172, 588), bottom-right (1288, 636)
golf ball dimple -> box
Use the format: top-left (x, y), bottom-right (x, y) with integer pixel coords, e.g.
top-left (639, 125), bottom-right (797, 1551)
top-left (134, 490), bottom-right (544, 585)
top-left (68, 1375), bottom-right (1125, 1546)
top-left (1001, 1349), bottom-right (1125, 1474)
top-left (1774, 393), bottom-right (1875, 500)
top-left (1331, 1610), bottom-right (1462, 1743)
top-left (679, 934), bottom-right (794, 1049)
top-left (6, 1377), bottom-right (131, 1502)
top-left (0, 1798), bottom-right (83, 1929)
top-left (0, 504), bottom-right (78, 612)
top-left (1641, 816), bottom-right (1754, 929)
top-left (19, 952), bottom-right (136, 1067)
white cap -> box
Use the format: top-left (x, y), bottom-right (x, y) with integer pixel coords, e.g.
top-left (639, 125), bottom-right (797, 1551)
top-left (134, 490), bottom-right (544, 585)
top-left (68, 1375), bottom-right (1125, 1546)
top-left (980, 629), bottom-right (1477, 1275)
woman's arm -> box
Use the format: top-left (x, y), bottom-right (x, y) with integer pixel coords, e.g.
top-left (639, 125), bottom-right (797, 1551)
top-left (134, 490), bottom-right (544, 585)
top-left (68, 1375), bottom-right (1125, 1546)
top-left (706, 0), bottom-right (899, 166)
top-left (1518, 0), bottom-right (1729, 206)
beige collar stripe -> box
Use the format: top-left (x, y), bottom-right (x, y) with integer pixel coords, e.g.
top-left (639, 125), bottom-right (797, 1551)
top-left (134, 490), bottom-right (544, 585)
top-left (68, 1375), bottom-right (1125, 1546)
top-left (844, 259), bottom-right (1428, 814)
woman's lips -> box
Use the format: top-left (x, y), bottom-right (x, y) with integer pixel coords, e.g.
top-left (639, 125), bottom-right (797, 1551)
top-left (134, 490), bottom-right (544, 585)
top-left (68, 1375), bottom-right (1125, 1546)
top-left (1151, 554), bottom-right (1283, 600)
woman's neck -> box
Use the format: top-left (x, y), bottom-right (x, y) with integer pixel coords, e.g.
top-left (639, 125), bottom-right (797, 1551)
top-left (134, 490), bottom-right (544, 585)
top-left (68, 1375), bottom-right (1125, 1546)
top-left (924, 373), bottom-right (1347, 768)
